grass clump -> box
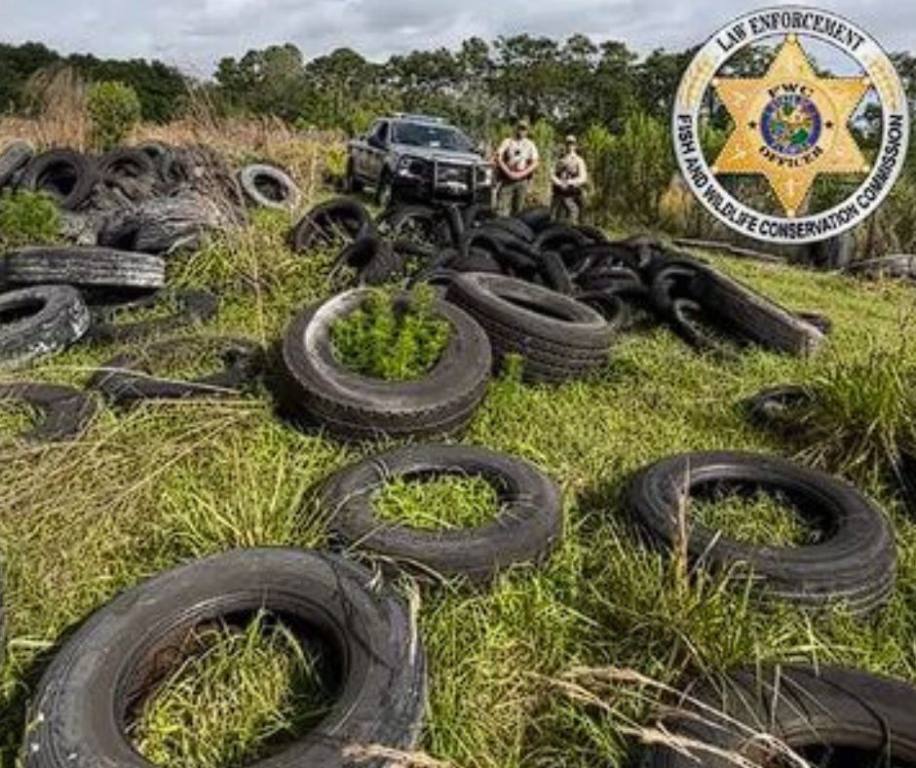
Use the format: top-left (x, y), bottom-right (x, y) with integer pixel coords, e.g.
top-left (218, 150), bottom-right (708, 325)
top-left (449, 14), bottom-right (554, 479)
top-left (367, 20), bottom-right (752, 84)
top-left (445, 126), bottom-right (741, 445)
top-left (374, 474), bottom-right (502, 530)
top-left (87, 80), bottom-right (141, 151)
top-left (0, 190), bottom-right (60, 247)
top-left (331, 285), bottom-right (451, 381)
top-left (131, 613), bottom-right (333, 768)
top-left (0, 401), bottom-right (36, 437)
top-left (691, 490), bottom-right (813, 547)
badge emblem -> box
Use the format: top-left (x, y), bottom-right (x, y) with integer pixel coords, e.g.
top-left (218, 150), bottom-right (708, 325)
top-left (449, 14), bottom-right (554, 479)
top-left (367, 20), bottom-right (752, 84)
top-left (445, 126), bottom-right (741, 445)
top-left (673, 8), bottom-right (910, 244)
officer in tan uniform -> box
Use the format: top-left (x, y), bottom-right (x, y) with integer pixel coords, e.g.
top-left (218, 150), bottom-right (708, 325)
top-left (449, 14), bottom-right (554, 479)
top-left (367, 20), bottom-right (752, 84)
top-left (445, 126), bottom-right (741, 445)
top-left (550, 135), bottom-right (588, 224)
top-left (495, 120), bottom-right (540, 216)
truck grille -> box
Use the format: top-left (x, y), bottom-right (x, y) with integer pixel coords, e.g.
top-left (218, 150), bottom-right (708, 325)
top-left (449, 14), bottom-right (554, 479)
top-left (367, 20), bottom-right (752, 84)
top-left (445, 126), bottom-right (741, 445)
top-left (435, 163), bottom-right (472, 188)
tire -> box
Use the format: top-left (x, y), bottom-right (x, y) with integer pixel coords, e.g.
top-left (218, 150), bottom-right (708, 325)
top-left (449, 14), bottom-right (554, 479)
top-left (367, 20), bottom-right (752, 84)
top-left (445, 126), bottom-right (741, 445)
top-left (19, 149), bottom-right (97, 210)
top-left (0, 383), bottom-right (96, 442)
top-left (98, 148), bottom-right (156, 181)
top-left (238, 163), bottom-right (302, 211)
top-left (333, 236), bottom-right (404, 286)
top-left (688, 265), bottom-right (825, 356)
top-left (649, 261), bottom-right (702, 318)
top-left (645, 665), bottom-right (916, 768)
top-left (538, 251), bottom-right (574, 294)
top-left (628, 451), bottom-right (896, 613)
top-left (89, 336), bottom-right (263, 406)
top-left (0, 140), bottom-right (34, 189)
top-left (385, 205), bottom-right (451, 248)
top-left (0, 285), bottom-right (90, 370)
top-left (322, 444), bottom-right (564, 582)
top-left (279, 289), bottom-right (492, 442)
top-left (743, 385), bottom-right (813, 430)
top-left (86, 289), bottom-right (219, 344)
top-left (290, 198), bottom-right (375, 253)
top-left (23, 548), bottom-right (426, 768)
top-left (668, 298), bottom-right (742, 359)
top-left (136, 141), bottom-right (173, 170)
top-left (517, 206), bottom-right (553, 233)
top-left (484, 216), bottom-right (536, 243)
top-left (845, 254), bottom-right (916, 280)
top-left (2, 246), bottom-right (166, 294)
top-left (446, 273), bottom-right (614, 383)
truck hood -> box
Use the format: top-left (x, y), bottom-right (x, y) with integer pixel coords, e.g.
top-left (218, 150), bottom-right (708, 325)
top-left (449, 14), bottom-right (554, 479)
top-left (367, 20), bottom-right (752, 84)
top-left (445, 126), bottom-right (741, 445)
top-left (392, 144), bottom-right (487, 165)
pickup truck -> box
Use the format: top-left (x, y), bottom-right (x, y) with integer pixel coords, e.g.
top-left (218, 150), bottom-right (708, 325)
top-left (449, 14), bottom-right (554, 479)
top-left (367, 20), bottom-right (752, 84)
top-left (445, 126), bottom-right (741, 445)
top-left (346, 114), bottom-right (494, 207)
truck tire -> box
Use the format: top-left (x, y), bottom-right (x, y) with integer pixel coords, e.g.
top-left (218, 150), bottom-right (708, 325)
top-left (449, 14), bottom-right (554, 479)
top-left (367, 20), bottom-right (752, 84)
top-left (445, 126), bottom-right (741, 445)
top-left (98, 148), bottom-right (157, 181)
top-left (0, 140), bottom-right (34, 189)
top-left (279, 289), bottom-right (491, 442)
top-left (628, 451), bottom-right (896, 613)
top-left (344, 158), bottom-right (364, 193)
top-left (2, 246), bottom-right (166, 293)
top-left (333, 236), bottom-right (404, 286)
top-left (645, 666), bottom-right (916, 768)
top-left (90, 336), bottom-right (263, 406)
top-left (446, 273), bottom-right (614, 383)
top-left (20, 149), bottom-right (97, 210)
top-left (375, 169), bottom-right (394, 209)
top-left (238, 163), bottom-right (302, 210)
top-left (0, 285), bottom-right (90, 370)
top-left (322, 444), bottom-right (563, 582)
top-left (0, 383), bottom-right (96, 442)
top-left (290, 198), bottom-right (375, 253)
top-left (23, 548), bottom-right (426, 768)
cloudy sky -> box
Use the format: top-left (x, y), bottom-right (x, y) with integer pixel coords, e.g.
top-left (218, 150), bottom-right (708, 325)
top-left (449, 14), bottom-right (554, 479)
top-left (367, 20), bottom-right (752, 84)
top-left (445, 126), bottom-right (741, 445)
top-left (0, 0), bottom-right (909, 76)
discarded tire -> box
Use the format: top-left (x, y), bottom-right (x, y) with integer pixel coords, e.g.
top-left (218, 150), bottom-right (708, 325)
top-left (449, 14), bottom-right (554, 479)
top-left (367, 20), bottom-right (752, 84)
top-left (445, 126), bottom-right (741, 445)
top-left (0, 383), bottom-right (96, 442)
top-left (291, 198), bottom-right (374, 252)
top-left (23, 548), bottom-right (427, 768)
top-left (90, 336), bottom-right (262, 406)
top-left (446, 273), bottom-right (614, 383)
top-left (86, 289), bottom-right (219, 344)
top-left (20, 149), bottom-right (97, 211)
top-left (0, 285), bottom-right (90, 370)
top-left (239, 163), bottom-right (302, 210)
top-left (0, 140), bottom-right (34, 189)
top-left (628, 451), bottom-right (896, 613)
top-left (98, 148), bottom-right (157, 181)
top-left (744, 385), bottom-right (812, 430)
top-left (322, 444), bottom-right (563, 582)
top-left (846, 254), bottom-right (916, 280)
top-left (688, 266), bottom-right (825, 356)
top-left (2, 246), bottom-right (166, 294)
top-left (280, 289), bottom-right (491, 441)
top-left (645, 665), bottom-right (916, 767)
top-left (333, 236), bottom-right (404, 286)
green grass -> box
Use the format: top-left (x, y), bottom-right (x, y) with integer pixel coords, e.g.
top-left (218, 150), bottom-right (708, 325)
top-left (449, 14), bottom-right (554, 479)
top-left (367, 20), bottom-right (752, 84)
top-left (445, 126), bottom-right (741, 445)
top-left (691, 490), bottom-right (813, 547)
top-left (0, 190), bottom-right (61, 248)
top-left (0, 401), bottom-right (36, 438)
top-left (374, 475), bottom-right (502, 530)
top-left (2, 206), bottom-right (916, 767)
top-left (131, 612), bottom-right (334, 767)
top-left (330, 285), bottom-right (451, 380)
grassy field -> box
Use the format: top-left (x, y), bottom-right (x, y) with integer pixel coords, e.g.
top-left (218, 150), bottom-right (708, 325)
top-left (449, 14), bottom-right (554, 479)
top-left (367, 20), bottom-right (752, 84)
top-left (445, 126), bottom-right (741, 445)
top-left (1, 203), bottom-right (916, 767)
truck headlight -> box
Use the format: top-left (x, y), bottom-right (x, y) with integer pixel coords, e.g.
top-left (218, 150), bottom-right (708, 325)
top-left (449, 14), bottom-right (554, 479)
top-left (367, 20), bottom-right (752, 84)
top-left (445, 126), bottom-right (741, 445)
top-left (477, 165), bottom-right (494, 185)
top-left (397, 157), bottom-right (427, 178)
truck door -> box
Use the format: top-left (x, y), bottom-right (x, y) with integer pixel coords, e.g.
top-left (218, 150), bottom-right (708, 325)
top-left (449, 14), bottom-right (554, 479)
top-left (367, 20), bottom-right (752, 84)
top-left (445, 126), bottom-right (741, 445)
top-left (367, 120), bottom-right (390, 182)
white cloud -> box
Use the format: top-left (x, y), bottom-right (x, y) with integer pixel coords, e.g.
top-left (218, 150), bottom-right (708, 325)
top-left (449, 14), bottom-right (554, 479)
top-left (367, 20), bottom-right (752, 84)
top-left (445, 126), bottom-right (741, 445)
top-left (0, 0), bottom-right (909, 75)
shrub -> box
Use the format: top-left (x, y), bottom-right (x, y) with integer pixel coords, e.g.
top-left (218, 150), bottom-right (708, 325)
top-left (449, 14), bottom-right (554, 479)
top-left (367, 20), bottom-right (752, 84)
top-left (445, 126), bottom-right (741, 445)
top-left (330, 285), bottom-right (451, 381)
top-left (0, 190), bottom-right (61, 247)
top-left (87, 80), bottom-right (142, 151)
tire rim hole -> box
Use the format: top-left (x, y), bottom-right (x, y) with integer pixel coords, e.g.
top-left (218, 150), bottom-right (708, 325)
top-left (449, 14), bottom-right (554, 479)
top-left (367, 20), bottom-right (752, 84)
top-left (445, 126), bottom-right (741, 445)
top-left (689, 480), bottom-right (831, 547)
top-left (0, 298), bottom-right (44, 326)
top-left (125, 609), bottom-right (340, 767)
top-left (254, 175), bottom-right (286, 202)
top-left (373, 470), bottom-right (506, 530)
top-left (37, 163), bottom-right (78, 197)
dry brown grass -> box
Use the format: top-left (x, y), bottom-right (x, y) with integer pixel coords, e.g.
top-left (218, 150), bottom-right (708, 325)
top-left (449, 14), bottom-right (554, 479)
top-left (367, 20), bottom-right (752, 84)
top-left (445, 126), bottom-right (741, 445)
top-left (0, 74), bottom-right (345, 198)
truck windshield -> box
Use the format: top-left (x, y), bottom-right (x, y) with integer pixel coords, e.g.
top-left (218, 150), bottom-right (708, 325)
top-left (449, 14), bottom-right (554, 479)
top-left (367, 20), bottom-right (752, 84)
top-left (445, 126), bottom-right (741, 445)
top-left (393, 122), bottom-right (474, 152)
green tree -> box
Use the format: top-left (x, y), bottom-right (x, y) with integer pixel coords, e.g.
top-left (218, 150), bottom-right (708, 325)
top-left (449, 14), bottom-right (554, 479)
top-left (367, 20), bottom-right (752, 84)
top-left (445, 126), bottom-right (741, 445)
top-left (87, 80), bottom-right (142, 150)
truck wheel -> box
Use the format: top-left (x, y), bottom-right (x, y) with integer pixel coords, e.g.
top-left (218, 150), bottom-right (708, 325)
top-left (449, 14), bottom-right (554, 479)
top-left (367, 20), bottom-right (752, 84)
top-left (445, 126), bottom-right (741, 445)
top-left (376, 170), bottom-right (394, 210)
top-left (344, 159), bottom-right (364, 193)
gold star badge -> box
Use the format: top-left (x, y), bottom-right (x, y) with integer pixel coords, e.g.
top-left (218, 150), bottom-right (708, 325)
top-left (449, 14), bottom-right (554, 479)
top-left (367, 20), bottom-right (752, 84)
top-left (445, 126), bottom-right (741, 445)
top-left (712, 35), bottom-right (871, 217)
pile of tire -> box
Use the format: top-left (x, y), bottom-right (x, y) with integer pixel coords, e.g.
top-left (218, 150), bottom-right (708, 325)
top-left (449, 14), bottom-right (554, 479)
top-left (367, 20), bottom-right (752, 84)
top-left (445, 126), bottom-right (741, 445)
top-left (289, 198), bottom-right (827, 360)
top-left (0, 140), bottom-right (301, 255)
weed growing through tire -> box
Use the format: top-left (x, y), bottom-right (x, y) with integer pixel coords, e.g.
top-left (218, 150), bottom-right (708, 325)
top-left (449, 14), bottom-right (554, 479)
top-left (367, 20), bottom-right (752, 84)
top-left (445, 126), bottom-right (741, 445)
top-left (131, 612), bottom-right (334, 768)
top-left (0, 190), bottom-right (60, 248)
top-left (373, 474), bottom-right (502, 530)
top-left (330, 285), bottom-right (451, 380)
top-left (0, 401), bottom-right (36, 438)
top-left (690, 490), bottom-right (814, 547)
